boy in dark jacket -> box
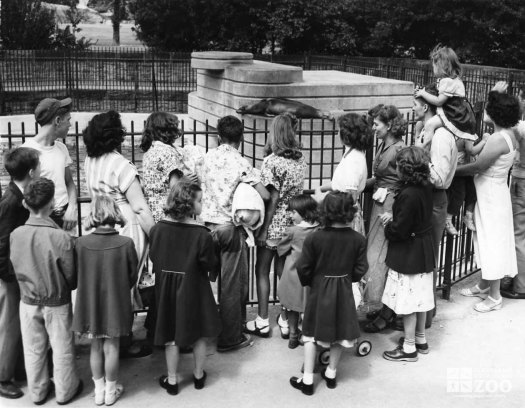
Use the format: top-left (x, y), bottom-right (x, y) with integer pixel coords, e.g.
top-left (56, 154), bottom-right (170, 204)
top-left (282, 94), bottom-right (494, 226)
top-left (0, 147), bottom-right (40, 400)
top-left (10, 178), bottom-right (83, 405)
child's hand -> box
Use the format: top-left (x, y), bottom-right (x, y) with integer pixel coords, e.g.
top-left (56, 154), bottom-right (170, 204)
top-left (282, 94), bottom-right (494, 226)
top-left (482, 132), bottom-right (490, 142)
top-left (378, 212), bottom-right (393, 227)
top-left (415, 88), bottom-right (426, 98)
top-left (255, 229), bottom-right (268, 247)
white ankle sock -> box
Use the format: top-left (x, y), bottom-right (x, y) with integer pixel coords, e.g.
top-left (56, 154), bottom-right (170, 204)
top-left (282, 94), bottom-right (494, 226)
top-left (325, 367), bottom-right (336, 379)
top-left (415, 332), bottom-right (426, 345)
top-left (93, 377), bottom-right (105, 393)
top-left (106, 380), bottom-right (116, 396)
top-left (302, 373), bottom-right (314, 385)
top-left (168, 373), bottom-right (177, 385)
top-left (403, 338), bottom-right (416, 353)
top-left (278, 314), bottom-right (289, 327)
top-left (256, 315), bottom-right (269, 326)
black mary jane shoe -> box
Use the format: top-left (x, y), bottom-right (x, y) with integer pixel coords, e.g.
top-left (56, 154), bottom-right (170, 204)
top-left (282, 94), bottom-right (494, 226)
top-left (193, 371), bottom-right (207, 390)
top-left (289, 377), bottom-right (314, 396)
top-left (320, 369), bottom-right (337, 389)
top-left (159, 375), bottom-right (179, 395)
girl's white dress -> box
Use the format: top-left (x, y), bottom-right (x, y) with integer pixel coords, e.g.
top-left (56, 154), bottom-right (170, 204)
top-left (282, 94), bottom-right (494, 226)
top-left (474, 131), bottom-right (517, 280)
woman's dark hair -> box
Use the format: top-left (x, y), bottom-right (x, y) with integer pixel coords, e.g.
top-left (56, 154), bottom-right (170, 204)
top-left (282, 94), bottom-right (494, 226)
top-left (141, 112), bottom-right (181, 152)
top-left (83, 111), bottom-right (125, 158)
top-left (321, 191), bottom-right (356, 226)
top-left (367, 104), bottom-right (384, 126)
top-left (288, 194), bottom-right (319, 224)
top-left (395, 146), bottom-right (430, 185)
top-left (263, 113), bottom-right (302, 160)
top-left (164, 179), bottom-right (202, 220)
top-left (338, 113), bottom-right (373, 151)
top-left (376, 105), bottom-right (407, 139)
top-left (486, 91), bottom-right (520, 129)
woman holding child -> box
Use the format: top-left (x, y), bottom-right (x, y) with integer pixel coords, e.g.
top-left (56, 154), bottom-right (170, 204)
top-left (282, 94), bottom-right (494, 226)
top-left (456, 90), bottom-right (520, 312)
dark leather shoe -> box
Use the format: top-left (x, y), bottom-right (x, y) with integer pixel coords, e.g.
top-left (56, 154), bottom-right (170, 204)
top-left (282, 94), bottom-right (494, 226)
top-left (500, 277), bottom-right (514, 292)
top-left (289, 377), bottom-right (314, 395)
top-left (383, 346), bottom-right (418, 362)
top-left (193, 371), bottom-right (207, 390)
top-left (0, 381), bottom-right (23, 399)
top-left (320, 369), bottom-right (337, 389)
top-left (159, 375), bottom-right (178, 395)
top-left (501, 289), bottom-right (525, 299)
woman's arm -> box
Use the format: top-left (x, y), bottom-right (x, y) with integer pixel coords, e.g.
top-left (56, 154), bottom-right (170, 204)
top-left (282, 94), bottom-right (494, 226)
top-left (455, 133), bottom-right (510, 176)
top-left (415, 89), bottom-right (449, 107)
top-left (255, 186), bottom-right (279, 246)
top-left (125, 178), bottom-right (155, 236)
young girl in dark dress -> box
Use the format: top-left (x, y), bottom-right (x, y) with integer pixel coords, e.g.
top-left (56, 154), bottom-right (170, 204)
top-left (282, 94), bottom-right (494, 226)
top-left (379, 147), bottom-right (435, 362)
top-left (73, 195), bottom-right (138, 406)
top-left (290, 192), bottom-right (368, 395)
top-left (150, 180), bottom-right (221, 395)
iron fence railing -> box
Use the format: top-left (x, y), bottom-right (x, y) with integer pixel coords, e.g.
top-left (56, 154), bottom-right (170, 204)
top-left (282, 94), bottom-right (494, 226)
top-left (1, 115), bottom-right (483, 304)
top-left (2, 49), bottom-right (525, 116)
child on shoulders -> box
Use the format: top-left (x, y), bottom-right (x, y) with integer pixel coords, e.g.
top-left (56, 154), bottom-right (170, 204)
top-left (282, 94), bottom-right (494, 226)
top-left (73, 195), bottom-right (139, 405)
top-left (151, 180), bottom-right (221, 395)
top-left (290, 192), bottom-right (368, 395)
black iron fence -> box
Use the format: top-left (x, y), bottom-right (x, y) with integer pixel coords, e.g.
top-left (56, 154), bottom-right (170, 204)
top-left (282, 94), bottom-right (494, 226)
top-left (1, 114), bottom-right (482, 304)
top-left (2, 49), bottom-right (525, 116)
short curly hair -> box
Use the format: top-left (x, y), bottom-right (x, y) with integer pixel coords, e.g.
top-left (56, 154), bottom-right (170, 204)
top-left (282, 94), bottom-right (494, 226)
top-left (396, 146), bottom-right (430, 185)
top-left (83, 111), bottom-right (125, 158)
top-left (376, 105), bottom-right (407, 139)
top-left (338, 113), bottom-right (373, 151)
top-left (321, 191), bottom-right (356, 226)
top-left (288, 194), bottom-right (319, 224)
top-left (24, 177), bottom-right (55, 211)
top-left (164, 179), bottom-right (202, 220)
top-left (485, 91), bottom-right (520, 129)
top-left (141, 112), bottom-right (181, 152)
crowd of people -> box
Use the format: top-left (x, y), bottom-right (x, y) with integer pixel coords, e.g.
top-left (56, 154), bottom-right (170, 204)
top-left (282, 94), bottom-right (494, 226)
top-left (1, 45), bottom-right (525, 403)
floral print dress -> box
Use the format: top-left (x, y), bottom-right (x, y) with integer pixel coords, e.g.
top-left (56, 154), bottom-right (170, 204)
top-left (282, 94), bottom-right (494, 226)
top-left (260, 153), bottom-right (307, 245)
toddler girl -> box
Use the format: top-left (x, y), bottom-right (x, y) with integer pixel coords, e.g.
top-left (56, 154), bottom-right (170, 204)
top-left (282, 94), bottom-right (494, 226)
top-left (276, 194), bottom-right (320, 349)
top-left (290, 192), bottom-right (368, 395)
top-left (415, 45), bottom-right (477, 146)
top-left (150, 180), bottom-right (221, 395)
top-left (379, 147), bottom-right (435, 362)
top-left (73, 195), bottom-right (139, 405)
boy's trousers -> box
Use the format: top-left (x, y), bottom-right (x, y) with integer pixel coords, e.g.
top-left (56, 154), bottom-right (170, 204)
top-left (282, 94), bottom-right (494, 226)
top-left (19, 302), bottom-right (79, 403)
top-left (0, 280), bottom-right (23, 381)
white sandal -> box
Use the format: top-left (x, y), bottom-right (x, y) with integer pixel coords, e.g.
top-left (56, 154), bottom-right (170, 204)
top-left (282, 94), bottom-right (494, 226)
top-left (474, 296), bottom-right (502, 313)
top-left (459, 284), bottom-right (489, 297)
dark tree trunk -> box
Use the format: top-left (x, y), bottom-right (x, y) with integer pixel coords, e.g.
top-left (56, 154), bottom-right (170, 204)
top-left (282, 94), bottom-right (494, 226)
top-left (112, 0), bottom-right (121, 46)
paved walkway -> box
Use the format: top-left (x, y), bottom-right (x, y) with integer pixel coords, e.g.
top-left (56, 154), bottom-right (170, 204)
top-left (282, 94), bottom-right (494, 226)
top-left (3, 272), bottom-right (524, 408)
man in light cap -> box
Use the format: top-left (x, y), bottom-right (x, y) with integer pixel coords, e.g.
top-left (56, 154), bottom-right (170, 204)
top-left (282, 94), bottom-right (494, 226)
top-left (22, 98), bottom-right (77, 230)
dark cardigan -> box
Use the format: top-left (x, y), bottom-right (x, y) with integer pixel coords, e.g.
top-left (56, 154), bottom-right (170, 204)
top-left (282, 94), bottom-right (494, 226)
top-left (384, 183), bottom-right (435, 275)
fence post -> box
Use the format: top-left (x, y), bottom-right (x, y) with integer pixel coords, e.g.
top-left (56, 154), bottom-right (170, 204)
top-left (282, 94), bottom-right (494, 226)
top-left (442, 236), bottom-right (454, 300)
top-left (151, 52), bottom-right (158, 111)
top-left (508, 71), bottom-right (514, 94)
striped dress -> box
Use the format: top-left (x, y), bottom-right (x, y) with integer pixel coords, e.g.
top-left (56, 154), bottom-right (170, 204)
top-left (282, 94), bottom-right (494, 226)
top-left (84, 151), bottom-right (149, 309)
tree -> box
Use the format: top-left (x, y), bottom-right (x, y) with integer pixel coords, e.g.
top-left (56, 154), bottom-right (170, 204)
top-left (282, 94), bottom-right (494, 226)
top-left (112, 0), bottom-right (121, 45)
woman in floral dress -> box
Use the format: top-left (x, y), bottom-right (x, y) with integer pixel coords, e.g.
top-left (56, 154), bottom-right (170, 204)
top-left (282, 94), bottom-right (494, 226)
top-left (245, 113), bottom-right (307, 338)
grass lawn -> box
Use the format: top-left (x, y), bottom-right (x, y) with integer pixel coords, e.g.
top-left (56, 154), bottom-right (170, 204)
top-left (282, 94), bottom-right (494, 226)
top-left (72, 23), bottom-right (145, 47)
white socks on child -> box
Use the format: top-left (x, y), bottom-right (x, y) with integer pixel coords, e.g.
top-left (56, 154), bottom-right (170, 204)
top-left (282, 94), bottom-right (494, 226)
top-left (93, 377), bottom-right (105, 406)
top-left (403, 338), bottom-right (416, 353)
top-left (416, 332), bottom-right (427, 345)
top-left (168, 373), bottom-right (177, 385)
top-left (325, 367), bottom-right (336, 379)
top-left (302, 372), bottom-right (314, 385)
top-left (106, 380), bottom-right (116, 396)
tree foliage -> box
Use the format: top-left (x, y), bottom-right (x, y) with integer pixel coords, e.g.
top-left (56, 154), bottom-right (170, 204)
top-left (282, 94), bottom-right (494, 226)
top-left (1, 0), bottom-right (93, 49)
